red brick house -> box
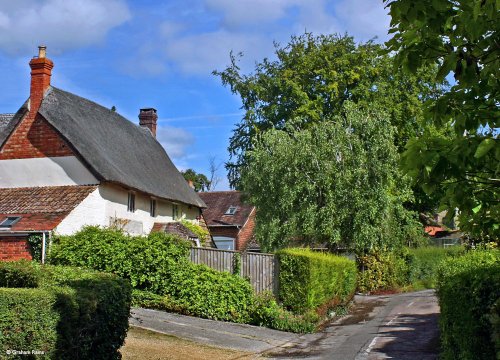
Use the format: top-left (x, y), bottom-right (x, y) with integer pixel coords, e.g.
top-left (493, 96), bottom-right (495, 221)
top-left (198, 191), bottom-right (258, 251)
top-left (0, 46), bottom-right (205, 261)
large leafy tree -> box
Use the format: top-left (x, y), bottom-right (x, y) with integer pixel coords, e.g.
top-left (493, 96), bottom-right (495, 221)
top-left (181, 169), bottom-right (211, 192)
top-left (215, 33), bottom-right (445, 188)
top-left (241, 103), bottom-right (420, 252)
top-left (385, 0), bottom-right (499, 240)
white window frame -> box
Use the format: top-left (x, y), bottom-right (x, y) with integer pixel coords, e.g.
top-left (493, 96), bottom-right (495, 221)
top-left (127, 192), bottom-right (136, 213)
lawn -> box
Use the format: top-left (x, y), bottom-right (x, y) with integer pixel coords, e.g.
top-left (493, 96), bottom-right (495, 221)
top-left (121, 326), bottom-right (260, 360)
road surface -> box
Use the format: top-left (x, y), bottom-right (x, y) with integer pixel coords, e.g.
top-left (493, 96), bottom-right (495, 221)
top-left (130, 289), bottom-right (440, 359)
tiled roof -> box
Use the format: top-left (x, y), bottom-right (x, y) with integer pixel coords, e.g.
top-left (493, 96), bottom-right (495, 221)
top-left (0, 212), bottom-right (68, 231)
top-left (0, 185), bottom-right (96, 231)
top-left (151, 222), bottom-right (197, 239)
top-left (0, 185), bottom-right (96, 214)
top-left (198, 191), bottom-right (254, 227)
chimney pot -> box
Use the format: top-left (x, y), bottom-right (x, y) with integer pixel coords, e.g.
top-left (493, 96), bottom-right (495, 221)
top-left (38, 45), bottom-right (47, 58)
top-left (138, 108), bottom-right (158, 138)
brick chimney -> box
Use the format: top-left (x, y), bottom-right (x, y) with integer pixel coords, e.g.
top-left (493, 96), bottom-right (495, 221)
top-left (138, 108), bottom-right (158, 137)
top-left (29, 45), bottom-right (53, 114)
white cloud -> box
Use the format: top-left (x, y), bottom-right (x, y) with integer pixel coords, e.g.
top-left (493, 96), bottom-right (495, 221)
top-left (163, 30), bottom-right (272, 75)
top-left (0, 0), bottom-right (130, 55)
top-left (156, 126), bottom-right (195, 160)
top-left (205, 0), bottom-right (297, 28)
top-left (334, 0), bottom-right (391, 41)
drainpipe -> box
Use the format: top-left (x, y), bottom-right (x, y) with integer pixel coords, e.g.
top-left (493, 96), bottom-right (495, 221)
top-left (41, 232), bottom-right (46, 264)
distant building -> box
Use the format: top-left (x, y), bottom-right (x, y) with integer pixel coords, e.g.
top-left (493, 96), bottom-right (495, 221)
top-left (198, 191), bottom-right (258, 251)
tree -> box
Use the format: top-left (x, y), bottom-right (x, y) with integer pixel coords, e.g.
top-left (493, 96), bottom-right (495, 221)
top-left (385, 0), bottom-right (499, 240)
top-left (241, 103), bottom-right (420, 252)
top-left (207, 155), bottom-right (222, 191)
top-left (214, 33), bottom-right (446, 189)
top-left (181, 169), bottom-right (211, 192)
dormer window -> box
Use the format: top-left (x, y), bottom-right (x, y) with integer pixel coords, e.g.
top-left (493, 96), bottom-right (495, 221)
top-left (225, 206), bottom-right (237, 215)
top-left (0, 216), bottom-right (21, 228)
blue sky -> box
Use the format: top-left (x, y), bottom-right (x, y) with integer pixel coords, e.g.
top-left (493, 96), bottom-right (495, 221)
top-left (0, 0), bottom-right (391, 189)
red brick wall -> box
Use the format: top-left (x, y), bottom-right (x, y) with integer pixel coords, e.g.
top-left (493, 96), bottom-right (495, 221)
top-left (0, 236), bottom-right (32, 261)
top-left (236, 208), bottom-right (256, 250)
top-left (0, 113), bottom-right (74, 159)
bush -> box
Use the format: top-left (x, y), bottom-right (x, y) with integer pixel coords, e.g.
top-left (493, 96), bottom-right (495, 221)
top-left (408, 246), bottom-right (465, 289)
top-left (50, 226), bottom-right (190, 294)
top-left (250, 292), bottom-right (318, 333)
top-left (277, 249), bottom-right (357, 314)
top-left (357, 250), bottom-right (410, 293)
top-left (51, 227), bottom-right (253, 323)
top-left (436, 250), bottom-right (500, 360)
top-left (0, 261), bottom-right (131, 360)
top-left (357, 247), bottom-right (466, 293)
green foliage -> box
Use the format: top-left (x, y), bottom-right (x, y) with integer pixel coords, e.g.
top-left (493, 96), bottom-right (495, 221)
top-left (50, 226), bottom-right (190, 294)
top-left (250, 292), bottom-right (318, 333)
top-left (0, 260), bottom-right (39, 288)
top-left (242, 103), bottom-right (416, 251)
top-left (181, 219), bottom-right (210, 246)
top-left (215, 32), bottom-right (445, 188)
top-left (166, 263), bottom-right (254, 322)
top-left (50, 226), bottom-right (253, 323)
top-left (436, 250), bottom-right (500, 360)
top-left (277, 249), bottom-right (357, 314)
top-left (27, 234), bottom-right (43, 262)
top-left (386, 0), bottom-right (500, 240)
top-left (357, 246), bottom-right (466, 292)
top-left (0, 261), bottom-right (131, 360)
top-left (181, 168), bottom-right (211, 192)
top-left (357, 250), bottom-right (411, 293)
top-left (0, 287), bottom-right (59, 358)
top-left (408, 246), bottom-right (466, 289)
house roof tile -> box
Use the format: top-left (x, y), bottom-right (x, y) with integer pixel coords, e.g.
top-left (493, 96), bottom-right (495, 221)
top-left (198, 191), bottom-right (254, 227)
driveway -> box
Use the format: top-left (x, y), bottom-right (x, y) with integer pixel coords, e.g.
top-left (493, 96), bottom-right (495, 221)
top-left (130, 290), bottom-right (440, 359)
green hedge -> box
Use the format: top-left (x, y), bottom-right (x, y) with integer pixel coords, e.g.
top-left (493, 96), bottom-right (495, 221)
top-left (277, 248), bottom-right (357, 314)
top-left (436, 250), bottom-right (500, 360)
top-left (0, 261), bottom-right (131, 360)
top-left (50, 227), bottom-right (253, 323)
top-left (357, 247), bottom-right (466, 293)
top-left (50, 227), bottom-right (190, 294)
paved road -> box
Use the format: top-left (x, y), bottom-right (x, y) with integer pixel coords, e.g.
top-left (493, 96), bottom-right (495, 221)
top-left (130, 290), bottom-right (440, 359)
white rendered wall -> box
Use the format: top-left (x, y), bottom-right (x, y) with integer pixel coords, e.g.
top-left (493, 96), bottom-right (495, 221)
top-left (56, 182), bottom-right (201, 236)
top-left (0, 156), bottom-right (98, 187)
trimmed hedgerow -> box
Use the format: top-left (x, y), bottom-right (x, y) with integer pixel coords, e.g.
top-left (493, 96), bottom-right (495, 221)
top-left (277, 248), bottom-right (357, 314)
top-left (0, 260), bottom-right (131, 360)
top-left (436, 250), bottom-right (500, 360)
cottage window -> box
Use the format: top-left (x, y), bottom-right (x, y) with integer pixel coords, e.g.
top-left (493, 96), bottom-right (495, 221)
top-left (172, 204), bottom-right (179, 220)
top-left (0, 216), bottom-right (21, 228)
top-left (150, 199), bottom-right (157, 217)
top-left (127, 192), bottom-right (135, 213)
top-left (225, 206), bottom-right (237, 215)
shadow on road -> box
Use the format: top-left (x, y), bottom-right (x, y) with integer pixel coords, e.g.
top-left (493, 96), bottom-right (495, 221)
top-left (367, 313), bottom-right (440, 360)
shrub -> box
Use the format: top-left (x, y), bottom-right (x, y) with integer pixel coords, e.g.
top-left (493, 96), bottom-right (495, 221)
top-left (166, 263), bottom-right (254, 323)
top-left (408, 246), bottom-right (465, 289)
top-left (356, 250), bottom-right (412, 293)
top-left (50, 227), bottom-right (254, 323)
top-left (0, 261), bottom-right (131, 360)
top-left (250, 292), bottom-right (318, 333)
top-left (436, 250), bottom-right (500, 360)
top-left (277, 249), bottom-right (357, 314)
top-left (50, 226), bottom-right (190, 294)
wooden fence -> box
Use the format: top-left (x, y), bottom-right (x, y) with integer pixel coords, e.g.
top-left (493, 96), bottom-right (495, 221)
top-left (190, 247), bottom-right (278, 294)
